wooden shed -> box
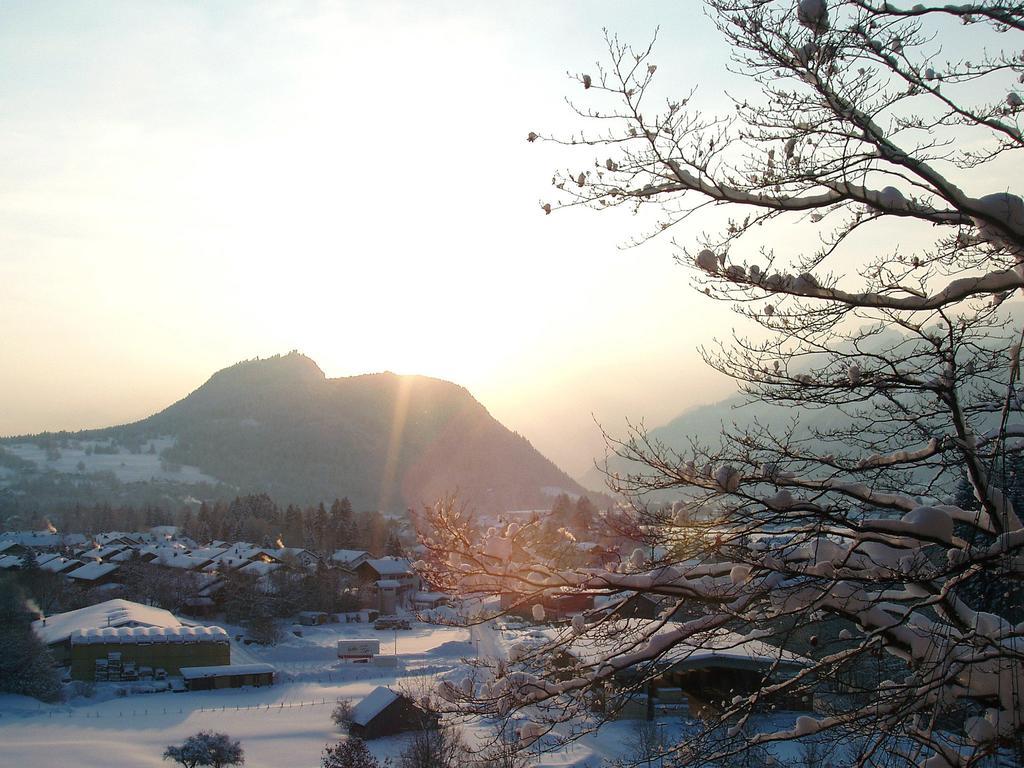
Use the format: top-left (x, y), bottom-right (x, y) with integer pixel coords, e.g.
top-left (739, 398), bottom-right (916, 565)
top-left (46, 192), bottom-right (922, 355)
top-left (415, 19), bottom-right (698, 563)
top-left (180, 663), bottom-right (276, 691)
top-left (348, 686), bottom-right (438, 740)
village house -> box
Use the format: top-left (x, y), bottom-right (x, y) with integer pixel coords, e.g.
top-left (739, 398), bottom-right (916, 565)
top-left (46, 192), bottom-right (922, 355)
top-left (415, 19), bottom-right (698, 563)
top-left (348, 686), bottom-right (438, 740)
top-left (355, 557), bottom-right (420, 613)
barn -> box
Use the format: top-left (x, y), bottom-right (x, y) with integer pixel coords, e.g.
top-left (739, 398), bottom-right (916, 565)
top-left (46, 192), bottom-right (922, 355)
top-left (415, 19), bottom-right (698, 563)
top-left (33, 599), bottom-right (186, 664)
top-left (69, 625), bottom-right (230, 681)
top-left (348, 686), bottom-right (438, 739)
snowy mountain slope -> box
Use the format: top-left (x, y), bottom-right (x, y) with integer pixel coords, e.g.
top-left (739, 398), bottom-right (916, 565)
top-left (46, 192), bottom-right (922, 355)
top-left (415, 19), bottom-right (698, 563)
top-left (2, 352), bottom-right (590, 513)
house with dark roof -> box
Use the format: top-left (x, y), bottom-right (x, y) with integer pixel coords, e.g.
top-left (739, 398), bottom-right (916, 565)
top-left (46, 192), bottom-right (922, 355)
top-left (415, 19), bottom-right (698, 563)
top-left (256, 547), bottom-right (320, 571)
top-left (330, 549), bottom-right (370, 572)
top-left (348, 686), bottom-right (438, 739)
top-left (355, 557), bottom-right (420, 611)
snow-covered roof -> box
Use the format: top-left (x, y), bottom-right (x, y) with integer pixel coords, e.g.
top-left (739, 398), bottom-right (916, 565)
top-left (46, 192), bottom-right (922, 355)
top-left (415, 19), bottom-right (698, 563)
top-left (0, 555), bottom-right (23, 569)
top-left (39, 556), bottom-right (81, 573)
top-left (238, 560), bottom-right (282, 576)
top-left (147, 550), bottom-right (210, 570)
top-left (331, 549), bottom-right (370, 566)
top-left (33, 599), bottom-right (182, 646)
top-left (0, 540), bottom-right (23, 554)
top-left (362, 557), bottom-right (413, 576)
top-left (180, 663), bottom-right (275, 680)
top-left (350, 686), bottom-right (400, 726)
top-left (258, 547), bottom-right (316, 561)
top-left (209, 545), bottom-right (260, 566)
top-left (95, 532), bottom-right (143, 546)
top-left (0, 531), bottom-right (87, 548)
top-left (187, 546), bottom-right (227, 560)
top-left (70, 625), bottom-right (228, 644)
top-left (564, 621), bottom-right (809, 672)
top-left (412, 592), bottom-right (448, 603)
top-left (67, 562), bottom-right (119, 581)
top-left (93, 544), bottom-right (129, 560)
top-left (376, 579), bottom-right (401, 589)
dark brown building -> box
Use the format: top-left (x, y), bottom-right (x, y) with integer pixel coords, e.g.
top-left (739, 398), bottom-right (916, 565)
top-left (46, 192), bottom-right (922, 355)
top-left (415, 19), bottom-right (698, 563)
top-left (349, 686), bottom-right (438, 740)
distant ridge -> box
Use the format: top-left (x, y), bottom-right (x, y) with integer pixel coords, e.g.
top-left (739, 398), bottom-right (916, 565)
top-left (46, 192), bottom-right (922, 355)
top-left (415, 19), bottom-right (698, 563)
top-left (5, 352), bottom-right (591, 513)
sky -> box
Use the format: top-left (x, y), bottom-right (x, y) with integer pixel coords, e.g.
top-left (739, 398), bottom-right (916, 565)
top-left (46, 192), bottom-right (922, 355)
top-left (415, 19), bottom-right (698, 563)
top-left (0, 0), bottom-right (749, 480)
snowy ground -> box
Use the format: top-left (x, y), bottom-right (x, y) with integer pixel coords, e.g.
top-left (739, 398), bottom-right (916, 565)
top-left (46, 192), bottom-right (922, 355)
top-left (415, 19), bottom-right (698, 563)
top-left (0, 618), bottom-right (818, 767)
top-left (1, 437), bottom-right (218, 485)
top-left (0, 621), bottom-right (472, 768)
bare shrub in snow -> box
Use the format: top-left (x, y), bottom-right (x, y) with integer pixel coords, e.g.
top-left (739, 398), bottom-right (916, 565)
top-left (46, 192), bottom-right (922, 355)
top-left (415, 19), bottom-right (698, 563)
top-left (331, 698), bottom-right (355, 730)
top-left (422, 1), bottom-right (1024, 765)
top-left (321, 737), bottom-right (379, 768)
top-left (162, 731), bottom-right (243, 768)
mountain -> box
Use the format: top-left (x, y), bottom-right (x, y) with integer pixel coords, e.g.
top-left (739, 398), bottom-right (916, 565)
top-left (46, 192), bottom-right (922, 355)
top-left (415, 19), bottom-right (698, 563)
top-left (1, 353), bottom-right (590, 513)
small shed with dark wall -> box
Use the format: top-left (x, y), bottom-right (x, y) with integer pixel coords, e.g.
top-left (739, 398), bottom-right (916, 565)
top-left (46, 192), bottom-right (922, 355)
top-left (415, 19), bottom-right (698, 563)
top-left (180, 663), bottom-right (276, 691)
top-left (349, 686), bottom-right (438, 740)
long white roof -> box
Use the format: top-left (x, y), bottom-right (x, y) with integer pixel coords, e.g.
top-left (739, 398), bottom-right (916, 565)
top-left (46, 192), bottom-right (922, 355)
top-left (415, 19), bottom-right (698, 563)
top-left (362, 557), bottom-right (413, 576)
top-left (71, 625), bottom-right (228, 644)
top-left (33, 599), bottom-right (182, 646)
top-left (563, 620), bottom-right (809, 671)
top-left (180, 663), bottom-right (275, 679)
top-left (66, 562), bottom-right (119, 581)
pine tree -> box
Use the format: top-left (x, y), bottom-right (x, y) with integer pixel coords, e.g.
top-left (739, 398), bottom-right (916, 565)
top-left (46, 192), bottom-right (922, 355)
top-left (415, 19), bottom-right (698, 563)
top-left (312, 503), bottom-right (329, 554)
top-left (0, 578), bottom-right (61, 702)
top-left (330, 497), bottom-right (356, 550)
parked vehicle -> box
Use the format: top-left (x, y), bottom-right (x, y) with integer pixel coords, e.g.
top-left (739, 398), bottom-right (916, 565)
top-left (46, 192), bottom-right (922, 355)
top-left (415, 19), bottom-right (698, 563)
top-left (373, 616), bottom-right (411, 630)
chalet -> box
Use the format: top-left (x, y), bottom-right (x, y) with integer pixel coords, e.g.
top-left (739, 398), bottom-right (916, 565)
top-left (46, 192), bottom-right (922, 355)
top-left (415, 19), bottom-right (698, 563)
top-left (38, 555), bottom-right (83, 574)
top-left (66, 561), bottom-right (120, 585)
top-left (257, 547), bottom-right (320, 570)
top-left (186, 546), bottom-right (228, 562)
top-left (145, 548), bottom-right (214, 571)
top-left (203, 544), bottom-right (262, 573)
top-left (558, 620), bottom-right (809, 719)
top-left (0, 540), bottom-right (30, 557)
top-left (356, 558), bottom-right (420, 611)
top-left (330, 549), bottom-right (370, 572)
top-left (94, 532), bottom-right (145, 547)
top-left (349, 686), bottom-right (438, 740)
top-left (238, 560), bottom-right (283, 578)
top-left (93, 544), bottom-right (130, 561)
top-left (76, 548), bottom-right (104, 563)
top-left (0, 554), bottom-right (24, 570)
top-left (602, 592), bottom-right (696, 623)
top-left (503, 590), bottom-right (595, 621)
top-left (412, 591), bottom-right (449, 611)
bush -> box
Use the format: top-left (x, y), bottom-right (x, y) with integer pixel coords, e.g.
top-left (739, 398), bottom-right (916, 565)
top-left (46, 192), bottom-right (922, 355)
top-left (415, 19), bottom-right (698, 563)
top-left (321, 737), bottom-right (379, 768)
top-left (331, 699), bottom-right (354, 730)
top-left (163, 731), bottom-right (244, 768)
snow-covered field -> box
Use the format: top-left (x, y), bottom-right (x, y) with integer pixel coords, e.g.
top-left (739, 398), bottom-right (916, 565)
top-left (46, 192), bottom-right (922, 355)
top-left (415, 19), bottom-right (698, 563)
top-left (1, 437), bottom-right (218, 485)
top-left (0, 622), bottom-right (473, 768)
top-left (0, 618), bottom-right (817, 767)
